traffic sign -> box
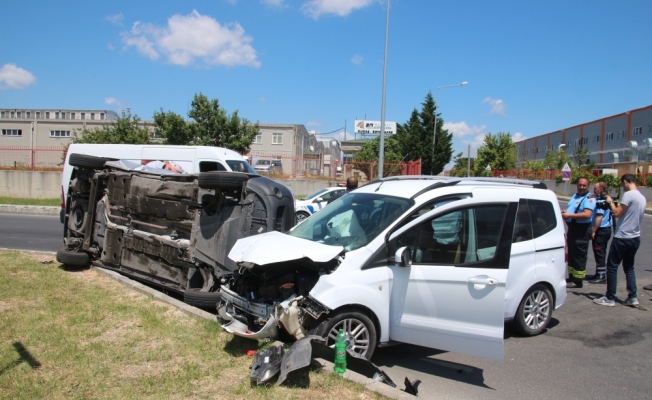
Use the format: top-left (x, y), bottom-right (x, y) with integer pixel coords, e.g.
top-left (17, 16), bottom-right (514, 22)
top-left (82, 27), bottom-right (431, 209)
top-left (562, 163), bottom-right (571, 181)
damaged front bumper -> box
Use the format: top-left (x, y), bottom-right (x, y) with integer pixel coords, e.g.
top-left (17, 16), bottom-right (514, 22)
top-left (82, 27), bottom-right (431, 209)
top-left (218, 286), bottom-right (330, 342)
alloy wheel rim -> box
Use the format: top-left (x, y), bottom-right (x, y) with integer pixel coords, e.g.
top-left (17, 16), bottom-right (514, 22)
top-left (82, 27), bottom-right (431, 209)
top-left (523, 290), bottom-right (550, 330)
top-left (326, 318), bottom-right (370, 357)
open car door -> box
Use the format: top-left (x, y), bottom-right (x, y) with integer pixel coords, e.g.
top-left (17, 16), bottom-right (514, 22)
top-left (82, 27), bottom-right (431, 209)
top-left (387, 189), bottom-right (521, 361)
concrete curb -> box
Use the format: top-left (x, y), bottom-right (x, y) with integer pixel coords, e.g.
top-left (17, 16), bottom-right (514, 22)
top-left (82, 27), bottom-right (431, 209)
top-left (0, 204), bottom-right (60, 216)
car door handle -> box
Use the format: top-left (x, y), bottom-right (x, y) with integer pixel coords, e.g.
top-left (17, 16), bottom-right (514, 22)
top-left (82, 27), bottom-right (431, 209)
top-left (467, 277), bottom-right (498, 290)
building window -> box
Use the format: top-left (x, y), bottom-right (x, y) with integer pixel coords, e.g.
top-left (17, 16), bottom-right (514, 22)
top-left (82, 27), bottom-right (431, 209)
top-left (16, 111), bottom-right (22, 118)
top-left (253, 134), bottom-right (262, 144)
top-left (605, 132), bottom-right (613, 141)
top-left (35, 112), bottom-right (40, 119)
top-left (272, 133), bottom-right (283, 144)
top-left (594, 135), bottom-right (600, 143)
top-left (10, 111), bottom-right (15, 118)
top-left (573, 139), bottom-right (579, 146)
top-left (91, 113), bottom-right (95, 120)
top-left (632, 126), bottom-right (642, 136)
top-left (70, 112), bottom-right (75, 120)
top-left (100, 113), bottom-right (105, 120)
top-left (49, 130), bottom-right (71, 137)
top-left (0, 111), bottom-right (4, 118)
top-left (45, 112), bottom-right (50, 119)
top-left (81, 113), bottom-right (85, 120)
top-left (617, 130), bottom-right (626, 139)
top-left (2, 129), bottom-right (22, 136)
top-left (61, 112), bottom-right (66, 120)
top-left (55, 112), bottom-right (60, 119)
top-left (26, 111), bottom-right (30, 118)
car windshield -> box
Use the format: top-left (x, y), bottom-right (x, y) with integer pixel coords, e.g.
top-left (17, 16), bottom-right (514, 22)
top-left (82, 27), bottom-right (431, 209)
top-left (289, 192), bottom-right (414, 252)
top-left (304, 188), bottom-right (329, 200)
top-left (226, 160), bottom-right (257, 174)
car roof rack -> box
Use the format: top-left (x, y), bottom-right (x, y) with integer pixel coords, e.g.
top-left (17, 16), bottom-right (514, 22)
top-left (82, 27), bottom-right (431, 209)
top-left (367, 175), bottom-right (547, 191)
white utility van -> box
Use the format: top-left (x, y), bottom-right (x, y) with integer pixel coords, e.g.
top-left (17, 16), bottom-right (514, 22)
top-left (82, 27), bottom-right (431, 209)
top-left (60, 144), bottom-right (256, 219)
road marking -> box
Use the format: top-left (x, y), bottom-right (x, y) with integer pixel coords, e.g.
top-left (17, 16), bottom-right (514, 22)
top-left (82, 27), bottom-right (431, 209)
top-left (419, 358), bottom-right (474, 373)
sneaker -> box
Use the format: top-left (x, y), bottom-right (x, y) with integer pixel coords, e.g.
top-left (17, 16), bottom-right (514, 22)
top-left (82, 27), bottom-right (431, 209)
top-left (623, 298), bottom-right (639, 307)
top-left (567, 280), bottom-right (583, 289)
top-left (593, 296), bottom-right (615, 307)
top-left (589, 274), bottom-right (606, 284)
top-left (643, 284), bottom-right (652, 291)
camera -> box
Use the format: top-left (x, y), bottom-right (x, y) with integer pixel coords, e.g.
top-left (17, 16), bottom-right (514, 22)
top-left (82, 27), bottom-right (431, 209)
top-left (595, 193), bottom-right (618, 210)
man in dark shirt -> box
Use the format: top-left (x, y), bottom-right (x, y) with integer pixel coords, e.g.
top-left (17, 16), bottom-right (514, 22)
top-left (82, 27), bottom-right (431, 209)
top-left (327, 177), bottom-right (359, 204)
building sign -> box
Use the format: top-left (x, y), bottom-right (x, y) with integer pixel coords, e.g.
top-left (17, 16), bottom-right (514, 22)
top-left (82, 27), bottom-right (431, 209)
top-left (354, 120), bottom-right (396, 135)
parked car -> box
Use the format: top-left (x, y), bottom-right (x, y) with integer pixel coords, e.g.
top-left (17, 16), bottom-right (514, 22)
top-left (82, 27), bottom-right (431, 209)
top-left (254, 159), bottom-right (283, 175)
top-left (56, 153), bottom-right (295, 309)
top-left (218, 177), bottom-right (566, 361)
top-left (295, 187), bottom-right (347, 222)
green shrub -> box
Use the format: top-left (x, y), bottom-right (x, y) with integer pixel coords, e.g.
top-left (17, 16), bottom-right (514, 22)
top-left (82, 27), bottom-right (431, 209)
top-left (646, 175), bottom-right (652, 187)
top-left (555, 174), bottom-right (563, 186)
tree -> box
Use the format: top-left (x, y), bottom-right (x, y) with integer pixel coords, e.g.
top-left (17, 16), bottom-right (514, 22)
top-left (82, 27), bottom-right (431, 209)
top-left (573, 145), bottom-right (590, 169)
top-left (152, 93), bottom-right (259, 153)
top-left (353, 135), bottom-right (403, 179)
top-left (475, 132), bottom-right (518, 172)
top-left (524, 159), bottom-right (545, 171)
top-left (71, 114), bottom-right (151, 144)
top-left (450, 152), bottom-right (475, 176)
top-left (152, 109), bottom-right (194, 145)
top-left (396, 92), bottom-right (454, 175)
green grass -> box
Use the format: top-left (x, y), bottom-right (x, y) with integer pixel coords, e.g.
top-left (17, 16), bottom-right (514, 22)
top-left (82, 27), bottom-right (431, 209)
top-left (0, 197), bottom-right (60, 207)
top-left (0, 250), bottom-right (384, 400)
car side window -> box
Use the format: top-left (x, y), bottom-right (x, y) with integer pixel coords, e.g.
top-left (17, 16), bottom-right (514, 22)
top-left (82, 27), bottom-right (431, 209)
top-left (513, 199), bottom-right (533, 243)
top-left (527, 199), bottom-right (557, 238)
top-left (397, 205), bottom-right (507, 265)
top-left (199, 161), bottom-right (227, 172)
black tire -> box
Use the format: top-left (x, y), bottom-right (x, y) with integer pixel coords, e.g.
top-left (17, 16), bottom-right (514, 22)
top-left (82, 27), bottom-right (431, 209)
top-left (313, 309), bottom-right (378, 360)
top-left (198, 172), bottom-right (249, 190)
top-left (296, 211), bottom-right (310, 223)
top-left (56, 247), bottom-right (90, 267)
top-left (69, 153), bottom-right (109, 170)
top-left (512, 284), bottom-right (553, 336)
top-left (183, 289), bottom-right (222, 309)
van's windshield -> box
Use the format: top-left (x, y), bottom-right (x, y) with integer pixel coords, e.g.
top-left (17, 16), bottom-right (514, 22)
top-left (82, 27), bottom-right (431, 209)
top-left (227, 160), bottom-right (257, 174)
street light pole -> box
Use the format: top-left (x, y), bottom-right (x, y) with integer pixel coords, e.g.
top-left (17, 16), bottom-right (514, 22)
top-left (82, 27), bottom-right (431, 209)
top-left (432, 81), bottom-right (468, 175)
top-left (378, 0), bottom-right (391, 179)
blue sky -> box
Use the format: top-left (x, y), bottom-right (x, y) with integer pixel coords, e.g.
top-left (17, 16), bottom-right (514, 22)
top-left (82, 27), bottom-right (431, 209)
top-left (1, 0), bottom-right (651, 162)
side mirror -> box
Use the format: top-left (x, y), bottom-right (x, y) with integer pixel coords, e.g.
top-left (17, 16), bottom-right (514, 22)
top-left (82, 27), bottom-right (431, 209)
top-left (313, 197), bottom-right (324, 203)
top-left (395, 246), bottom-right (412, 268)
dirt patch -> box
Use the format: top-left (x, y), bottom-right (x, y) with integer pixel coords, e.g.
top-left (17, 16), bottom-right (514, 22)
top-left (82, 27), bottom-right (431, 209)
top-left (0, 299), bottom-right (38, 312)
top-left (118, 357), bottom-right (185, 379)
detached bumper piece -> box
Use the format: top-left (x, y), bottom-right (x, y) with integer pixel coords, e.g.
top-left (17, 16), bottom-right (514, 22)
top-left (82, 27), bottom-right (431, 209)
top-left (248, 336), bottom-right (419, 396)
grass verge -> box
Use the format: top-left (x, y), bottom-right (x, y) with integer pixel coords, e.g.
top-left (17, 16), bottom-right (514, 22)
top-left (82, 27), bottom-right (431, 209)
top-left (0, 197), bottom-right (60, 207)
top-left (0, 250), bottom-right (384, 399)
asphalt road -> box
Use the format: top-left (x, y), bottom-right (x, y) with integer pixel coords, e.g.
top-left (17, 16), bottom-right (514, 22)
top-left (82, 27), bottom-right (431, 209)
top-left (0, 213), bottom-right (63, 252)
top-left (2, 206), bottom-right (652, 399)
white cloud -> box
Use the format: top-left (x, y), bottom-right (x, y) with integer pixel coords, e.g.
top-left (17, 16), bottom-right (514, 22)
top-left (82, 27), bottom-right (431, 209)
top-left (305, 120), bottom-right (325, 127)
top-left (107, 43), bottom-right (115, 50)
top-left (259, 97), bottom-right (266, 103)
top-left (262, 0), bottom-right (285, 6)
top-left (482, 97), bottom-right (506, 115)
top-left (443, 121), bottom-right (486, 139)
top-left (122, 10), bottom-right (261, 68)
top-left (104, 97), bottom-right (124, 109)
top-left (513, 132), bottom-right (525, 142)
top-left (351, 54), bottom-right (363, 65)
top-left (301, 0), bottom-right (377, 19)
top-left (0, 64), bottom-right (36, 90)
top-left (106, 13), bottom-right (124, 26)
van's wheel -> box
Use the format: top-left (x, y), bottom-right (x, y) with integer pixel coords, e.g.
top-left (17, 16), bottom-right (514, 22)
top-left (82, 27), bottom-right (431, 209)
top-left (198, 172), bottom-right (249, 190)
top-left (183, 289), bottom-right (222, 309)
top-left (512, 284), bottom-right (553, 336)
top-left (69, 153), bottom-right (109, 170)
top-left (296, 211), bottom-right (310, 223)
top-left (313, 309), bottom-right (377, 360)
top-left (56, 247), bottom-right (90, 267)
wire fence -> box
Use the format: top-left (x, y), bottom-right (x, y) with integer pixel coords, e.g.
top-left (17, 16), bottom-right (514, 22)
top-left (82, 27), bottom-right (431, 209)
top-left (0, 146), bottom-right (65, 171)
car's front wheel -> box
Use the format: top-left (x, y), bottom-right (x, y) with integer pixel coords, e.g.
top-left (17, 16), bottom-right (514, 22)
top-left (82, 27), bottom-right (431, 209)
top-left (513, 284), bottom-right (553, 336)
top-left (296, 211), bottom-right (310, 223)
top-left (313, 309), bottom-right (377, 360)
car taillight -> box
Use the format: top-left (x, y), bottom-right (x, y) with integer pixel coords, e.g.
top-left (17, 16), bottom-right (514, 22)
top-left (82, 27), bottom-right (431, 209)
top-left (61, 185), bottom-right (65, 209)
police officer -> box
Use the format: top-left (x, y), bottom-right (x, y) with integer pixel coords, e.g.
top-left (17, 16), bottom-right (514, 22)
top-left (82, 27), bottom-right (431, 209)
top-left (561, 177), bottom-right (595, 288)
top-left (587, 182), bottom-right (612, 283)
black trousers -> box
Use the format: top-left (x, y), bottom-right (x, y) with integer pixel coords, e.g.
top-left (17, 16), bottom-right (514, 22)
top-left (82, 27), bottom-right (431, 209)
top-left (592, 227), bottom-right (612, 275)
top-left (567, 222), bottom-right (592, 280)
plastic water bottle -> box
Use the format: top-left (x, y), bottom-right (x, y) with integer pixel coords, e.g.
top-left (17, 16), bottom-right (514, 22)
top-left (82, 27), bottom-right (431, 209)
top-left (334, 328), bottom-right (347, 374)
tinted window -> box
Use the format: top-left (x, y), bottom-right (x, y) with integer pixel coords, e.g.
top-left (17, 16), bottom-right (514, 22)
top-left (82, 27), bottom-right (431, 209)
top-left (199, 161), bottom-right (227, 172)
top-left (527, 199), bottom-right (557, 238)
top-left (513, 199), bottom-right (534, 243)
top-left (226, 160), bottom-right (256, 173)
top-left (398, 205), bottom-right (507, 265)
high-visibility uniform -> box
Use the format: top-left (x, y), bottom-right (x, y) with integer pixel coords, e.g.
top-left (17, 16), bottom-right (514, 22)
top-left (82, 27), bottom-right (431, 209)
top-left (566, 192), bottom-right (595, 280)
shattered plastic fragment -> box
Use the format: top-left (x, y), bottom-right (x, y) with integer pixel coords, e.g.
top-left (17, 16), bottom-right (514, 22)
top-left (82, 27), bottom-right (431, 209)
top-left (250, 345), bottom-right (284, 385)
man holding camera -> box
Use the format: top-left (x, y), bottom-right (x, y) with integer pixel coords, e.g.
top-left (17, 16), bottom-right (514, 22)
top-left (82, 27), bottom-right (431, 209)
top-left (594, 174), bottom-right (646, 307)
top-left (562, 177), bottom-right (595, 288)
top-left (587, 182), bottom-right (612, 283)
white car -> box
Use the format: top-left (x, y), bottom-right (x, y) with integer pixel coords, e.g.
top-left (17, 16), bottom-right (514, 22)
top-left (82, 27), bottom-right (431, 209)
top-left (294, 187), bottom-right (346, 222)
top-left (218, 177), bottom-right (567, 361)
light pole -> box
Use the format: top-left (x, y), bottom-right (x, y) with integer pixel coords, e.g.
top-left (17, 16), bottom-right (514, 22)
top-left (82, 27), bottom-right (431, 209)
top-left (378, 0), bottom-right (391, 179)
top-left (432, 81), bottom-right (468, 175)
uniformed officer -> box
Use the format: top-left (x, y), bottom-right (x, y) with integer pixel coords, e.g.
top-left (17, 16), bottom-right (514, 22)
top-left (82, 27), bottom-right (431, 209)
top-left (588, 182), bottom-right (612, 283)
top-left (561, 177), bottom-right (595, 288)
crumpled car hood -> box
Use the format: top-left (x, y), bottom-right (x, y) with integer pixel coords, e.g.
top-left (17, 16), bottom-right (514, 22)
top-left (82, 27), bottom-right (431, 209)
top-left (228, 231), bottom-right (343, 266)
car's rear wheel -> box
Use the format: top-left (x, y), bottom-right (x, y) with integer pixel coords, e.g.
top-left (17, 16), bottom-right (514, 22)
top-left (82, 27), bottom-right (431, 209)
top-left (296, 211), bottom-right (310, 223)
top-left (513, 284), bottom-right (553, 336)
top-left (313, 309), bottom-right (377, 359)
top-left (69, 153), bottom-right (109, 170)
top-left (183, 289), bottom-right (222, 309)
top-left (56, 247), bottom-right (90, 267)
top-left (198, 172), bottom-right (249, 190)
